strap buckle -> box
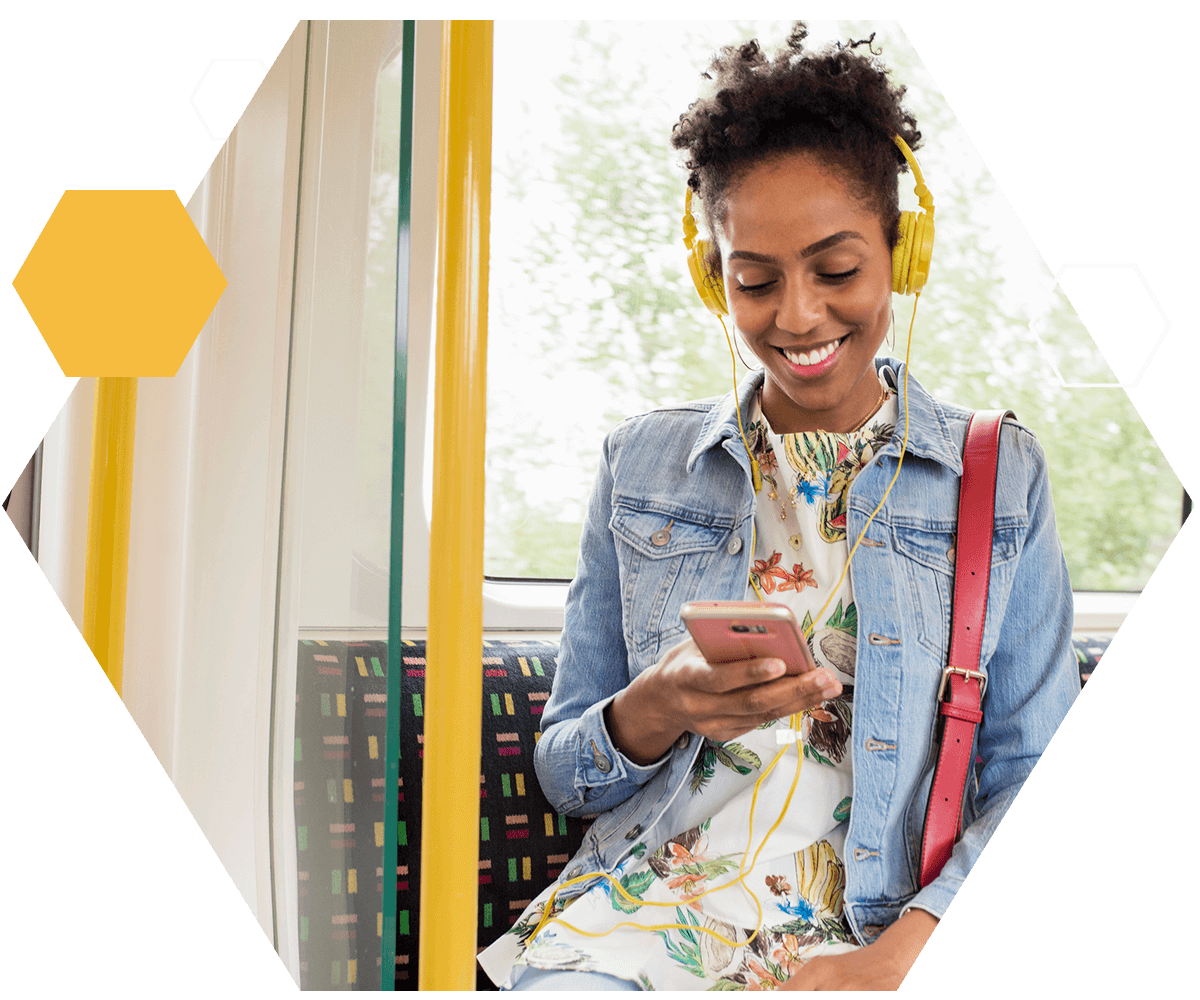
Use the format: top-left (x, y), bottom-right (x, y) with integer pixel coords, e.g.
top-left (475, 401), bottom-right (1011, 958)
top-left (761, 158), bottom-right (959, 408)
top-left (938, 665), bottom-right (987, 703)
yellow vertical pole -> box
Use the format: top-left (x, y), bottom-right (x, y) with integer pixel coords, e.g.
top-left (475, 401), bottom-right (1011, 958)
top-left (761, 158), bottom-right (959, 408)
top-left (418, 19), bottom-right (493, 992)
top-left (82, 376), bottom-right (138, 695)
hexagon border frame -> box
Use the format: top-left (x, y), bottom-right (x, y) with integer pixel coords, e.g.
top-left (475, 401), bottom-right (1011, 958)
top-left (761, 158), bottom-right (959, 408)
top-left (1036, 261), bottom-right (1176, 386)
top-left (188, 57), bottom-right (268, 141)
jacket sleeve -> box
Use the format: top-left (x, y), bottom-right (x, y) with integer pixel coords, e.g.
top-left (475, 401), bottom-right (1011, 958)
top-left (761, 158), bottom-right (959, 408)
top-left (906, 425), bottom-right (1081, 919)
top-left (533, 422), bottom-right (673, 817)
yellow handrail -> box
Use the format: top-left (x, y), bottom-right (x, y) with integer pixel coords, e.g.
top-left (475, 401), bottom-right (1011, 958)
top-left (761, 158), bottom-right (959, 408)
top-left (82, 376), bottom-right (138, 695)
top-left (418, 19), bottom-right (493, 991)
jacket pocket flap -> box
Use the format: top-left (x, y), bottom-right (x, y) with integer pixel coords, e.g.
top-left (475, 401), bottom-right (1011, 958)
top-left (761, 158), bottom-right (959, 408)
top-left (893, 523), bottom-right (1019, 574)
top-left (610, 505), bottom-right (726, 558)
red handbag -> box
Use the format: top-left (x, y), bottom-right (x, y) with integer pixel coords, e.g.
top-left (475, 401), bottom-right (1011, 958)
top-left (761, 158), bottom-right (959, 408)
top-left (919, 410), bottom-right (1013, 888)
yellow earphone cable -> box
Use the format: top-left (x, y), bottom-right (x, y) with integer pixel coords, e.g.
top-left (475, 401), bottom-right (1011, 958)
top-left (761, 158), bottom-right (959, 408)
top-left (722, 315), bottom-right (762, 494)
top-left (796, 295), bottom-right (918, 639)
top-left (527, 717), bottom-right (804, 949)
top-left (725, 300), bottom-right (918, 639)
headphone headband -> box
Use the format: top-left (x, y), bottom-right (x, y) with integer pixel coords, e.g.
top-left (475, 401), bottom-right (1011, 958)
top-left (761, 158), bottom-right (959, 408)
top-left (892, 135), bottom-right (934, 217)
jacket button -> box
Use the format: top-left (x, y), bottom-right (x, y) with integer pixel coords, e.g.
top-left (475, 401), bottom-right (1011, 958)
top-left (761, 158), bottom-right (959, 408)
top-left (625, 825), bottom-right (642, 840)
top-left (675, 733), bottom-right (690, 750)
top-left (566, 866), bottom-right (582, 880)
top-left (726, 536), bottom-right (743, 555)
top-left (588, 740), bottom-right (612, 772)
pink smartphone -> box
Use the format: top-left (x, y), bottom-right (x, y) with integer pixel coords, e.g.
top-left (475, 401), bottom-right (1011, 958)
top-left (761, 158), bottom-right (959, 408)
top-left (680, 601), bottom-right (817, 676)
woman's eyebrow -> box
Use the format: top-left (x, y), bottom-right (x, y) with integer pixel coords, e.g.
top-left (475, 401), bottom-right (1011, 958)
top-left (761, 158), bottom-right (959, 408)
top-left (727, 231), bottom-right (867, 264)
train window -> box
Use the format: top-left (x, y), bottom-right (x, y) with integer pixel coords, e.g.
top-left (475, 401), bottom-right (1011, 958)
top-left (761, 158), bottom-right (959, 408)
top-left (482, 19), bottom-right (1183, 598)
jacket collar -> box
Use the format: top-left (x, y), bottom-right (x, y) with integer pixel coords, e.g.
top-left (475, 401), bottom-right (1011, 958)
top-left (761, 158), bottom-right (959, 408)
top-left (687, 356), bottom-right (964, 477)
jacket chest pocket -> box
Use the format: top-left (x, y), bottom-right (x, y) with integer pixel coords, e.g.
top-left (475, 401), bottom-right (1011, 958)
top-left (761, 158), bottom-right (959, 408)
top-left (610, 505), bottom-right (729, 664)
top-left (892, 523), bottom-right (1019, 661)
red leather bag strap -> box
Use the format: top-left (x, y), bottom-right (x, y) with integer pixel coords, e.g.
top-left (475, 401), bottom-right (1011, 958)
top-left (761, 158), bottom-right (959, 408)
top-left (918, 409), bottom-right (1013, 889)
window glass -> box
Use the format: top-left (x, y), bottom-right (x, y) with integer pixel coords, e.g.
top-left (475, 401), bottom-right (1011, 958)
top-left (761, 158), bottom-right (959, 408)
top-left (277, 21), bottom-right (406, 991)
top-left (485, 20), bottom-right (1181, 591)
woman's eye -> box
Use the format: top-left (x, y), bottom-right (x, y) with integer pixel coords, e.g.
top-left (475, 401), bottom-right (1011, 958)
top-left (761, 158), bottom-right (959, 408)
top-left (736, 280), bottom-right (775, 294)
top-left (819, 267), bottom-right (861, 283)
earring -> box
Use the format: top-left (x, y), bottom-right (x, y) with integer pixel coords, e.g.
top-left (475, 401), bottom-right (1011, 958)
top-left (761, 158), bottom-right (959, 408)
top-left (732, 332), bottom-right (761, 371)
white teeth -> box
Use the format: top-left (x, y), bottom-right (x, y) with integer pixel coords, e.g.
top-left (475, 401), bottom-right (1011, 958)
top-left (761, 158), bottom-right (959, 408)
top-left (783, 338), bottom-right (841, 366)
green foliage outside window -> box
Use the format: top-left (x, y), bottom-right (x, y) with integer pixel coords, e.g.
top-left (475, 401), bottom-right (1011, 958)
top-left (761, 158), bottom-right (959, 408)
top-left (484, 21), bottom-right (1181, 591)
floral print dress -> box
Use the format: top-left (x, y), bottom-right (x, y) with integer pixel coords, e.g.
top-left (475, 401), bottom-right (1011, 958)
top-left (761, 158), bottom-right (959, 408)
top-left (479, 379), bottom-right (898, 991)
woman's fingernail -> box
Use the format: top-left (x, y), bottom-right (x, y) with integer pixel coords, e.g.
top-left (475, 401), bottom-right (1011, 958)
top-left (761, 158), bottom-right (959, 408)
top-left (769, 659), bottom-right (786, 675)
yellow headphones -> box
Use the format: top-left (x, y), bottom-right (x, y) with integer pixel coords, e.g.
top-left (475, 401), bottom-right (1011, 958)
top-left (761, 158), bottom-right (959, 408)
top-left (890, 135), bottom-right (936, 296)
top-left (681, 134), bottom-right (935, 312)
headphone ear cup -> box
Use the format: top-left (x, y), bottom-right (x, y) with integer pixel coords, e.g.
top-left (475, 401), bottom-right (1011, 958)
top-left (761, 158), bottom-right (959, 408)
top-left (892, 211), bottom-right (915, 295)
top-left (687, 237), bottom-right (728, 316)
top-left (909, 212), bottom-right (934, 294)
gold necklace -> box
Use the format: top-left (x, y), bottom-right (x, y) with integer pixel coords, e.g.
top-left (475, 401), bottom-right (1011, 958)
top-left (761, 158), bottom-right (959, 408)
top-left (763, 381), bottom-right (889, 521)
top-left (847, 380), bottom-right (888, 433)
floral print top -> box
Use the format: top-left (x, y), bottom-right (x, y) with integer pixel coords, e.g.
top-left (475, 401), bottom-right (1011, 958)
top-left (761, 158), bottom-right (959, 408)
top-left (478, 377), bottom-right (897, 991)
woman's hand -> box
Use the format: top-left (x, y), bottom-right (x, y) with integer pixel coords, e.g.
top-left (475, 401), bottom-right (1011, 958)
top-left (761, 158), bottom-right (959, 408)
top-left (604, 636), bottom-right (842, 766)
top-left (780, 909), bottom-right (938, 991)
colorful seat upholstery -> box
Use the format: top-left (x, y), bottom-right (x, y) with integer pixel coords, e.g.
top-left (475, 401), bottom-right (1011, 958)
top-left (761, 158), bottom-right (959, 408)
top-left (292, 633), bottom-right (1109, 990)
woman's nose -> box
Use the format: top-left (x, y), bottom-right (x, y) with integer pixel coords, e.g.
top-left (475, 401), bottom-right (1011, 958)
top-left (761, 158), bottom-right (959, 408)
top-left (775, 278), bottom-right (824, 334)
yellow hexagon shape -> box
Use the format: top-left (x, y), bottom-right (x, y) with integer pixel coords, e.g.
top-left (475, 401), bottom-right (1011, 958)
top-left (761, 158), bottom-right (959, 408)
top-left (12, 190), bottom-right (227, 376)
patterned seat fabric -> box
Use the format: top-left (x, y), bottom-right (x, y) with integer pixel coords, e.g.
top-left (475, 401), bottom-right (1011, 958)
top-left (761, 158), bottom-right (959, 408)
top-left (293, 634), bottom-right (1108, 990)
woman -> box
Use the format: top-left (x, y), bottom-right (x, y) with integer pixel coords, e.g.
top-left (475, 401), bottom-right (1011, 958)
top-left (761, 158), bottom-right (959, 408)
top-left (479, 24), bottom-right (1078, 991)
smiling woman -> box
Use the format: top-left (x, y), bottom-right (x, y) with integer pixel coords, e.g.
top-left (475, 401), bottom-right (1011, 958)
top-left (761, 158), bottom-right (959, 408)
top-left (478, 22), bottom-right (1080, 991)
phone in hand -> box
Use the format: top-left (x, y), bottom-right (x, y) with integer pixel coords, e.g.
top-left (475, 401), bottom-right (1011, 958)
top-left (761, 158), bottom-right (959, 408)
top-left (680, 601), bottom-right (817, 676)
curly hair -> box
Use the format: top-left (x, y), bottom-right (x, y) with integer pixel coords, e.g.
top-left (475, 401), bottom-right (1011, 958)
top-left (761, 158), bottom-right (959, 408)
top-left (672, 23), bottom-right (921, 264)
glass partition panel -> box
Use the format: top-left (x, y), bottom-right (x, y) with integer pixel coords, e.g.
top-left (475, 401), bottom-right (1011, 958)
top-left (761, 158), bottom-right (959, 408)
top-left (271, 20), bottom-right (411, 991)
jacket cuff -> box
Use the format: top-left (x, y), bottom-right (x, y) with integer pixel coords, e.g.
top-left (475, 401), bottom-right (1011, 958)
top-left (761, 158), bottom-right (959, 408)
top-left (900, 902), bottom-right (944, 926)
top-left (902, 872), bottom-right (961, 922)
top-left (574, 695), bottom-right (671, 791)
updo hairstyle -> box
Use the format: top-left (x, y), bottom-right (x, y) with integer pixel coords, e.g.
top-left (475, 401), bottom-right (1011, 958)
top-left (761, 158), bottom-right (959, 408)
top-left (671, 22), bottom-right (921, 274)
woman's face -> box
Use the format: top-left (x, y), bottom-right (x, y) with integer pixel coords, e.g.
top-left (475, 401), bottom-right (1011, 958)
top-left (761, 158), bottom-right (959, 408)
top-left (716, 152), bottom-right (894, 433)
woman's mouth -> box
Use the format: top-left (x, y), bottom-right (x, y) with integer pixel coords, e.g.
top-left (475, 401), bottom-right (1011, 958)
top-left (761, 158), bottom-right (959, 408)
top-left (778, 337), bottom-right (844, 375)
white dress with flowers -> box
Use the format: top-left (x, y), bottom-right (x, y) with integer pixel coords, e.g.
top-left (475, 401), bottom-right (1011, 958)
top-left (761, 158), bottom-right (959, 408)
top-left (479, 380), bottom-right (898, 991)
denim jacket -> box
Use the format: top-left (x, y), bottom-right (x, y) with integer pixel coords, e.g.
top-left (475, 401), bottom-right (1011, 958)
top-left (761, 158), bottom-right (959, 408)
top-left (534, 358), bottom-right (1080, 945)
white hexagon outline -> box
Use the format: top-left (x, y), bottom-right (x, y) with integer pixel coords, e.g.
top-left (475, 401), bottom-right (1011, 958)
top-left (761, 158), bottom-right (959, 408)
top-left (189, 58), bottom-right (269, 142)
top-left (1029, 263), bottom-right (1169, 390)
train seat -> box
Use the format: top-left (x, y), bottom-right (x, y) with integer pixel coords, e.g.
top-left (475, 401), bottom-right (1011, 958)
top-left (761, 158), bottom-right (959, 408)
top-left (292, 634), bottom-right (1108, 990)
